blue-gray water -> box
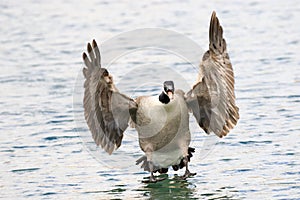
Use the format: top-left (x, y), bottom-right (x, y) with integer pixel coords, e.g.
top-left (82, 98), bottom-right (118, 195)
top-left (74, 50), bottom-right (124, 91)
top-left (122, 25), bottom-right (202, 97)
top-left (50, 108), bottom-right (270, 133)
top-left (1, 0), bottom-right (299, 199)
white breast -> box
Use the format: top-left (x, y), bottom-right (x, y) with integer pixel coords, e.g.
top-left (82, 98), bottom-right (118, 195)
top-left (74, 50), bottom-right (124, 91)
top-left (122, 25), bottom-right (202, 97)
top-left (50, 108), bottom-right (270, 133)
top-left (136, 95), bottom-right (187, 136)
top-left (136, 94), bottom-right (191, 168)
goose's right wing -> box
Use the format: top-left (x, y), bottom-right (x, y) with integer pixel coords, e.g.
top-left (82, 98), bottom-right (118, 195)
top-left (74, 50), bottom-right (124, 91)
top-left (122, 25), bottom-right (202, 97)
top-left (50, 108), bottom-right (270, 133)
top-left (82, 40), bottom-right (137, 154)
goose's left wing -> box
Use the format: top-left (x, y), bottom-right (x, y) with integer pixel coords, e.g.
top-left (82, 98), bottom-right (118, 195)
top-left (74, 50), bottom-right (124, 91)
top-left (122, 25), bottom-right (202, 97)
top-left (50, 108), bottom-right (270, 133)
top-left (82, 40), bottom-right (137, 154)
top-left (186, 11), bottom-right (239, 137)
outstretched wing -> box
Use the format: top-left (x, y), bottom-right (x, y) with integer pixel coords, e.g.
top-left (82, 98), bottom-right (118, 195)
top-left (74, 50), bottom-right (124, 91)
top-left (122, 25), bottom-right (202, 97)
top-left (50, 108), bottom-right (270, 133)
top-left (82, 40), bottom-right (137, 154)
top-left (186, 11), bottom-right (239, 137)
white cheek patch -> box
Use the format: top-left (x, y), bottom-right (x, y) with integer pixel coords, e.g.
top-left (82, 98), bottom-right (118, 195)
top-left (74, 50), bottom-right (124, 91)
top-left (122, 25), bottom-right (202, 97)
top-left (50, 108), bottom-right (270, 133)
top-left (167, 91), bottom-right (174, 100)
top-left (104, 76), bottom-right (113, 84)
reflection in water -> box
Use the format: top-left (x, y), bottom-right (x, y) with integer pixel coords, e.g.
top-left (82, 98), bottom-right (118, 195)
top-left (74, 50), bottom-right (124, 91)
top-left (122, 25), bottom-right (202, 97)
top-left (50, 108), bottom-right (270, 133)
top-left (137, 175), bottom-right (197, 199)
top-left (131, 175), bottom-right (239, 199)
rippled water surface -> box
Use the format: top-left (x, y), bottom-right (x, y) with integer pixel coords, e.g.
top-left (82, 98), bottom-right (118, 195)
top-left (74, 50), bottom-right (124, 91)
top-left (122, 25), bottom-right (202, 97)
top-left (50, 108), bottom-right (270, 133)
top-left (1, 0), bottom-right (299, 199)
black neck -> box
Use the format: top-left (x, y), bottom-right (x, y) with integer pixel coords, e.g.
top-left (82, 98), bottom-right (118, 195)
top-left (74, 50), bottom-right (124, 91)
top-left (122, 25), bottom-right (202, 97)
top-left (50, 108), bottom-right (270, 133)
top-left (159, 92), bottom-right (170, 104)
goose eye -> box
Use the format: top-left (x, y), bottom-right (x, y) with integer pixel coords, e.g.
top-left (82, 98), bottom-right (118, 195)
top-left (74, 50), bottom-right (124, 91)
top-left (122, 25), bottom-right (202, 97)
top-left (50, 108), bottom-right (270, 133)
top-left (102, 69), bottom-right (109, 77)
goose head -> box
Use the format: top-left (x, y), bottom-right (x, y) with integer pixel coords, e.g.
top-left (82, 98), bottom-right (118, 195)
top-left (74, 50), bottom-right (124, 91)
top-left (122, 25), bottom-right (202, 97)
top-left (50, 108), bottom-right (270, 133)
top-left (159, 81), bottom-right (175, 104)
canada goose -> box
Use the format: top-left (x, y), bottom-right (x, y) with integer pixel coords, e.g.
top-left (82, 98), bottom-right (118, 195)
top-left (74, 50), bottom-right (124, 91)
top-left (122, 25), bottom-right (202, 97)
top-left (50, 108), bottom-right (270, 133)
top-left (82, 11), bottom-right (239, 183)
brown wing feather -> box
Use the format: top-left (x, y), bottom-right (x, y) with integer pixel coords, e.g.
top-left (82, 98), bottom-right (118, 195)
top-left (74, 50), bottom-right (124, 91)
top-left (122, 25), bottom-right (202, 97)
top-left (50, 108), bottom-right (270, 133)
top-left (186, 11), bottom-right (239, 137)
top-left (83, 40), bottom-right (137, 154)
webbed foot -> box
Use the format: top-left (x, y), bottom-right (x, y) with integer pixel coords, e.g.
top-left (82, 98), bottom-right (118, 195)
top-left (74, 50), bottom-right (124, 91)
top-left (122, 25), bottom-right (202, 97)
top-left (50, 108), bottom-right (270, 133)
top-left (142, 174), bottom-right (166, 183)
top-left (180, 169), bottom-right (196, 179)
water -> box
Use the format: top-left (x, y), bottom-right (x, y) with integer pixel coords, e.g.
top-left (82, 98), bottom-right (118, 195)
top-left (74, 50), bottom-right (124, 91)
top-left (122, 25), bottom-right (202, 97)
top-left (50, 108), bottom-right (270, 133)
top-left (1, 0), bottom-right (299, 199)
